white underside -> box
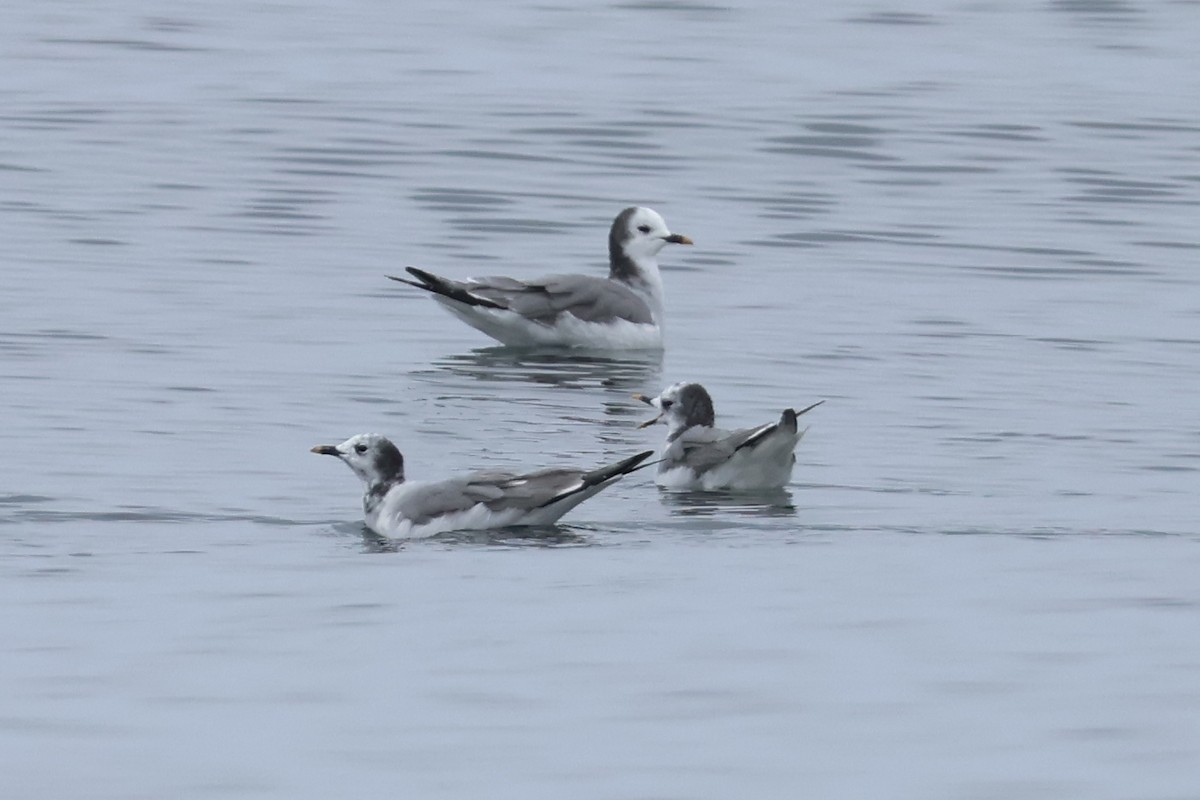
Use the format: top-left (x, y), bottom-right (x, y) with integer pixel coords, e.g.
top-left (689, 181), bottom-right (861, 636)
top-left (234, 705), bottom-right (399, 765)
top-left (364, 481), bottom-right (613, 539)
top-left (434, 297), bottom-right (663, 349)
top-left (657, 430), bottom-right (805, 491)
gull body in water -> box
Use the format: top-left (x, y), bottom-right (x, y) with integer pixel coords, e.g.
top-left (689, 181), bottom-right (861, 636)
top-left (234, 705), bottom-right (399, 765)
top-left (635, 382), bottom-right (823, 491)
top-left (312, 433), bottom-right (653, 538)
top-left (390, 206), bottom-right (691, 349)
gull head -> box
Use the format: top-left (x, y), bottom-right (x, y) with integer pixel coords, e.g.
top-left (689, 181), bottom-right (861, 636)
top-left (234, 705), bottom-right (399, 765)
top-left (311, 433), bottom-right (405, 486)
top-left (633, 381), bottom-right (715, 434)
top-left (609, 207), bottom-right (692, 276)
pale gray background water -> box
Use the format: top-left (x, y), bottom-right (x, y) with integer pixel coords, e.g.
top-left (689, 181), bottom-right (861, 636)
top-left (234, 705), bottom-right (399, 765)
top-left (2, 1), bottom-right (1198, 797)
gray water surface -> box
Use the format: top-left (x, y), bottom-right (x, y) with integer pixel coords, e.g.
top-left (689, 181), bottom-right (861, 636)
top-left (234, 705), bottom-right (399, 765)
top-left (3, 1), bottom-right (1199, 798)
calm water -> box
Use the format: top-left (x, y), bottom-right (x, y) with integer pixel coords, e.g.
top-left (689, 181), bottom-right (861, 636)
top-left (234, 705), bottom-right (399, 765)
top-left (3, 1), bottom-right (1199, 797)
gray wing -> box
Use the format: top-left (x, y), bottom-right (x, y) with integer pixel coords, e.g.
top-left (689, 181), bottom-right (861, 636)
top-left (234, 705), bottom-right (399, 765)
top-left (672, 424), bottom-right (775, 474)
top-left (435, 270), bottom-right (654, 325)
top-left (393, 470), bottom-right (585, 523)
top-left (667, 405), bottom-right (822, 476)
top-left (468, 468), bottom-right (588, 510)
top-left (391, 473), bottom-right (513, 524)
top-left (467, 449), bottom-right (652, 509)
top-left (395, 452), bottom-right (653, 522)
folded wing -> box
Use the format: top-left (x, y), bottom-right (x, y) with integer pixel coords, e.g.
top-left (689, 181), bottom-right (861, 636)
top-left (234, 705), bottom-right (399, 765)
top-left (391, 451), bottom-right (653, 524)
top-left (394, 268), bottom-right (654, 326)
top-left (673, 407), bottom-right (817, 475)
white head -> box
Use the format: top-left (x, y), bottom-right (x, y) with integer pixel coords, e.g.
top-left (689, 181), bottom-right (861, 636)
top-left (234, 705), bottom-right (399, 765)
top-left (608, 206), bottom-right (692, 283)
top-left (311, 433), bottom-right (405, 487)
top-left (633, 381), bottom-right (716, 437)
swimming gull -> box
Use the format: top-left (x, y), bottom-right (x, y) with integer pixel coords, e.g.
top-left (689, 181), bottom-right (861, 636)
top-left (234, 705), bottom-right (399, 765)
top-left (388, 206), bottom-right (691, 349)
top-left (312, 433), bottom-right (654, 538)
top-left (633, 382), bottom-right (824, 490)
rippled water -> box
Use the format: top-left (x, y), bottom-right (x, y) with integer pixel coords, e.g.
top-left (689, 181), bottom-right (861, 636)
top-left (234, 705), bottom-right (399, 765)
top-left (3, 1), bottom-right (1198, 797)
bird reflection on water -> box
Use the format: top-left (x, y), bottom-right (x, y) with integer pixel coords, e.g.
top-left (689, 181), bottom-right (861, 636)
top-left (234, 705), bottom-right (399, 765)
top-left (657, 488), bottom-right (798, 520)
top-left (356, 522), bottom-right (592, 553)
top-left (423, 345), bottom-right (663, 393)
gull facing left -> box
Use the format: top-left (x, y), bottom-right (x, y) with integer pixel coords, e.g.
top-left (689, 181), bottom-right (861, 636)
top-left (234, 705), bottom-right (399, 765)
top-left (634, 382), bottom-right (824, 491)
top-left (312, 433), bottom-right (653, 538)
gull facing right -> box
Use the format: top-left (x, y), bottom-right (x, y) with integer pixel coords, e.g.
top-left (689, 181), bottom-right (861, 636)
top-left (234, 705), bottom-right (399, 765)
top-left (389, 206), bottom-right (691, 349)
top-left (634, 382), bottom-right (824, 491)
top-left (312, 433), bottom-right (653, 538)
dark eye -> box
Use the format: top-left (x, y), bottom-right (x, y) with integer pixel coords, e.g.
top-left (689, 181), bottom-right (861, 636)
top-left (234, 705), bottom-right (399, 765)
top-left (637, 224), bottom-right (651, 233)
top-left (661, 399), bottom-right (673, 410)
top-left (354, 443), bottom-right (368, 454)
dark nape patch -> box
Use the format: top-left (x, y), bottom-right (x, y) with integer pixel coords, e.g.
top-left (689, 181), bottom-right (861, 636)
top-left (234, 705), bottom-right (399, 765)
top-left (679, 383), bottom-right (716, 428)
top-left (374, 439), bottom-right (405, 484)
top-left (608, 206), bottom-right (641, 282)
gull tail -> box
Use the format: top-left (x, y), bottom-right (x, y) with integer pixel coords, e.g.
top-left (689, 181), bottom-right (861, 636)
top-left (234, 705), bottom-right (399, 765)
top-left (734, 400), bottom-right (826, 453)
top-left (537, 450), bottom-right (655, 509)
top-left (387, 267), bottom-right (507, 310)
top-left (779, 399), bottom-right (825, 434)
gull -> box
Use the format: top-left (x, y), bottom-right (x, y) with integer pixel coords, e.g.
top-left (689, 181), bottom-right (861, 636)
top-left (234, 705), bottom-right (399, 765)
top-left (312, 433), bottom-right (654, 538)
top-left (634, 382), bottom-right (824, 490)
top-left (388, 206), bottom-right (691, 349)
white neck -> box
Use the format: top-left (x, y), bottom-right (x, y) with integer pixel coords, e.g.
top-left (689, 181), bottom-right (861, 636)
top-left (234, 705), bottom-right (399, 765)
top-left (624, 257), bottom-right (666, 326)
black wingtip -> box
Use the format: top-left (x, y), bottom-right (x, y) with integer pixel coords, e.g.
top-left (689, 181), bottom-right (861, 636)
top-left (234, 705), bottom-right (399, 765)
top-left (780, 399), bottom-right (825, 433)
top-left (586, 449), bottom-right (656, 487)
top-left (385, 267), bottom-right (439, 290)
top-left (405, 266), bottom-right (439, 285)
top-left (385, 274), bottom-right (424, 289)
top-left (622, 449), bottom-right (657, 473)
top-left (790, 399), bottom-right (825, 418)
top-left (536, 450), bottom-right (657, 509)
top-left (395, 266), bottom-right (507, 310)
